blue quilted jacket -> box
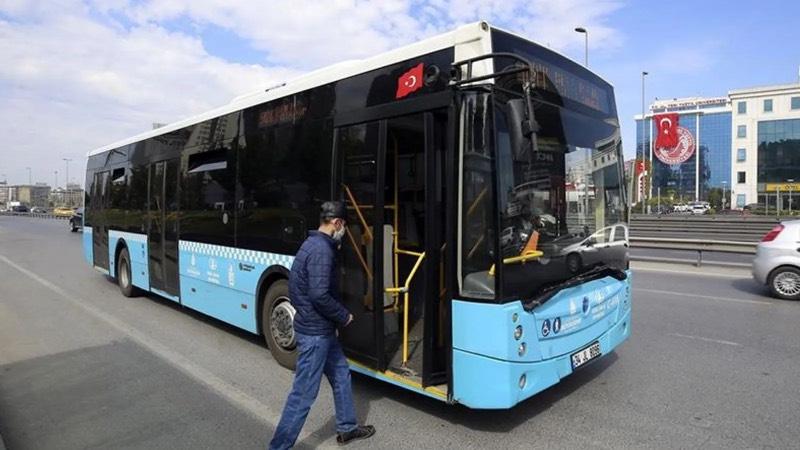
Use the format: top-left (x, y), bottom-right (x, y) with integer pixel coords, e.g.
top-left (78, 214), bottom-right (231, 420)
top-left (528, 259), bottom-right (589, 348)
top-left (289, 231), bottom-right (350, 335)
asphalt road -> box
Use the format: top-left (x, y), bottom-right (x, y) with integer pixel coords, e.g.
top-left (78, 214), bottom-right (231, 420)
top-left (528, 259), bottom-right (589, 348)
top-left (1, 217), bottom-right (799, 449)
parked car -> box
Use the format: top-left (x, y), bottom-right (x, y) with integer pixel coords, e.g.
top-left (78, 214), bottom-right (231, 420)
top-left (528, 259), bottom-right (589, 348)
top-left (30, 206), bottom-right (48, 214)
top-left (70, 207), bottom-right (84, 232)
top-left (672, 203), bottom-right (689, 213)
top-left (53, 206), bottom-right (74, 217)
top-left (752, 220), bottom-right (800, 300)
top-left (10, 205), bottom-right (29, 213)
top-left (690, 204), bottom-right (709, 215)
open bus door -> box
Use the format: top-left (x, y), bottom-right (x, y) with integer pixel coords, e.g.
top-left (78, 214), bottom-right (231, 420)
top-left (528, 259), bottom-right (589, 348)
top-left (334, 109), bottom-right (449, 388)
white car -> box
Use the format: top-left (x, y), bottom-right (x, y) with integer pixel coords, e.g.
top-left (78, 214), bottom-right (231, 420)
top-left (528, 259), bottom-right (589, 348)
top-left (752, 220), bottom-right (800, 300)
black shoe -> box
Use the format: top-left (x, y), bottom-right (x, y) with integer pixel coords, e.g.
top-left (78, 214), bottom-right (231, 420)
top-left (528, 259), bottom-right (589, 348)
top-left (336, 425), bottom-right (375, 446)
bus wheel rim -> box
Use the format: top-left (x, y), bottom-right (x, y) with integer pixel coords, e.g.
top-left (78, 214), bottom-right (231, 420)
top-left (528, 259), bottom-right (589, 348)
top-left (120, 260), bottom-right (129, 288)
top-left (774, 271), bottom-right (800, 297)
top-left (270, 297), bottom-right (296, 350)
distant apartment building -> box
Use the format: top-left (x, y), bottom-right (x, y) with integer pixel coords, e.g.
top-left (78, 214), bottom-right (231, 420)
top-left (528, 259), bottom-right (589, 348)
top-left (2, 184), bottom-right (52, 208)
top-left (635, 82), bottom-right (800, 210)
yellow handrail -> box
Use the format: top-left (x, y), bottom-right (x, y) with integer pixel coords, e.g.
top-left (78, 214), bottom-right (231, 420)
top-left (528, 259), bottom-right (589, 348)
top-left (488, 250), bottom-right (544, 276)
top-left (343, 184), bottom-right (372, 242)
top-left (385, 251), bottom-right (425, 367)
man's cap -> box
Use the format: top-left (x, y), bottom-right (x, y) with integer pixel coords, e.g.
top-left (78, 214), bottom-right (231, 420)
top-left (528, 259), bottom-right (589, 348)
top-left (320, 201), bottom-right (347, 220)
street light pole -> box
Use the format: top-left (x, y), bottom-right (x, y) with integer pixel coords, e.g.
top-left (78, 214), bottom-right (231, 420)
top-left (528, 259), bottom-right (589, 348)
top-left (721, 181), bottom-right (727, 210)
top-left (574, 27), bottom-right (588, 67)
top-left (641, 71), bottom-right (648, 214)
top-left (55, 170), bottom-right (58, 189)
top-left (63, 158), bottom-right (72, 190)
top-left (788, 179), bottom-right (795, 213)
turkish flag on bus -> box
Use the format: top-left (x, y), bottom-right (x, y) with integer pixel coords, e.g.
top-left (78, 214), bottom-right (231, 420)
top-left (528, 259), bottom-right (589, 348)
top-left (654, 113), bottom-right (679, 148)
top-left (396, 63), bottom-right (424, 99)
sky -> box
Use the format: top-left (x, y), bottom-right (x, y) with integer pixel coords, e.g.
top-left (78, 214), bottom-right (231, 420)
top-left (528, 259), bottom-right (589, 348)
top-left (1, 0), bottom-right (799, 187)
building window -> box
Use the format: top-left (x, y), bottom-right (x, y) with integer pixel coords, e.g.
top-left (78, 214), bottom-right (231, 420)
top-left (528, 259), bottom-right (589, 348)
top-left (737, 171), bottom-right (746, 183)
top-left (737, 194), bottom-right (746, 208)
top-left (792, 97), bottom-right (800, 110)
top-left (764, 99), bottom-right (773, 112)
top-left (737, 101), bottom-right (747, 114)
top-left (737, 148), bottom-right (746, 162)
top-left (737, 125), bottom-right (746, 138)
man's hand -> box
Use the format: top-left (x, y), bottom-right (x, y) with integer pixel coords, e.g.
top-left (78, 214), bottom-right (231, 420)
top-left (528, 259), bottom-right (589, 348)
top-left (344, 314), bottom-right (354, 327)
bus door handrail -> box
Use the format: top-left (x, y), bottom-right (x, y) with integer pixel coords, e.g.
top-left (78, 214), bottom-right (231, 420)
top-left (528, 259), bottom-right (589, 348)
top-left (385, 250), bottom-right (425, 367)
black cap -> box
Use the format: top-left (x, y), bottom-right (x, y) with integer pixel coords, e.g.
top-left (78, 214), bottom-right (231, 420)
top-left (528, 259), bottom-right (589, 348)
top-left (320, 201), bottom-right (347, 221)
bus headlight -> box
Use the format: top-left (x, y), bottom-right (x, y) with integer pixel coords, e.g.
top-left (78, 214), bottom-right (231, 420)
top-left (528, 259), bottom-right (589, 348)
top-left (518, 342), bottom-right (526, 356)
top-left (514, 325), bottom-right (523, 340)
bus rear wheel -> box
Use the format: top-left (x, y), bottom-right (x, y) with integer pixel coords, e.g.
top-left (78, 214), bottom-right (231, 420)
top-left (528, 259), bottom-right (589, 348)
top-left (117, 247), bottom-right (142, 297)
top-left (262, 279), bottom-right (298, 370)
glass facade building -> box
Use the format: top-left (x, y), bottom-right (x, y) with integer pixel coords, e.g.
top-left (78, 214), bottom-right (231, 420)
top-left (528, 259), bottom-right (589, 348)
top-left (635, 109), bottom-right (731, 202)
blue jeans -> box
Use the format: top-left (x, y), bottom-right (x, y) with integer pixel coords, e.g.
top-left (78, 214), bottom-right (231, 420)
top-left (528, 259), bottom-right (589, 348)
top-left (269, 332), bottom-right (357, 450)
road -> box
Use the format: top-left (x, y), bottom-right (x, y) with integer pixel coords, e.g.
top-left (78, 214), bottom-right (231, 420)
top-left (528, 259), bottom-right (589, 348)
top-left (1, 216), bottom-right (799, 449)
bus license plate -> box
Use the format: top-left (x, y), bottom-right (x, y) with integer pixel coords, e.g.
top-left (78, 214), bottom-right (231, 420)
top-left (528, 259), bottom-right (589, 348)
top-left (571, 342), bottom-right (601, 369)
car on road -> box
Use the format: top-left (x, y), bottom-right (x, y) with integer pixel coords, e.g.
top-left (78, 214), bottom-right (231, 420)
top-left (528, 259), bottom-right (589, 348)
top-left (53, 206), bottom-right (75, 217)
top-left (30, 206), bottom-right (48, 214)
top-left (753, 220), bottom-right (800, 300)
top-left (10, 205), bottom-right (29, 214)
top-left (69, 207), bottom-right (83, 232)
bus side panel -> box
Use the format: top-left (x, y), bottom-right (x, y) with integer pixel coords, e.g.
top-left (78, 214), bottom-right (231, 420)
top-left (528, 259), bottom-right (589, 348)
top-left (178, 240), bottom-right (294, 334)
top-left (83, 226), bottom-right (93, 266)
top-left (108, 230), bottom-right (150, 291)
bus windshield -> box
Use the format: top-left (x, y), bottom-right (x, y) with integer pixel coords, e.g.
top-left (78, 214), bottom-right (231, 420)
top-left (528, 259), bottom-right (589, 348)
top-left (495, 94), bottom-right (627, 300)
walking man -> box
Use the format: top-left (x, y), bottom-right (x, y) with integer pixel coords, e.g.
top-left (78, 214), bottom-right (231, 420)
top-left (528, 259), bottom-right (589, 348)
top-left (269, 201), bottom-right (376, 449)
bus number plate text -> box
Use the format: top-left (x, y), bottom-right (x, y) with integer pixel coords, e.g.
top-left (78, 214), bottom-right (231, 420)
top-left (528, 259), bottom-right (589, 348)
top-left (571, 341), bottom-right (601, 370)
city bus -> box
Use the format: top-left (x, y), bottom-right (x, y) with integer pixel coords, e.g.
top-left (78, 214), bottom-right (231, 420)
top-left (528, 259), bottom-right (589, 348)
top-left (82, 21), bottom-right (631, 409)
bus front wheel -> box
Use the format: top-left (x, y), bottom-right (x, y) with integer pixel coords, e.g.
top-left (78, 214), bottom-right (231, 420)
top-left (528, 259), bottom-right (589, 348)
top-left (117, 247), bottom-right (142, 297)
top-left (262, 279), bottom-right (298, 370)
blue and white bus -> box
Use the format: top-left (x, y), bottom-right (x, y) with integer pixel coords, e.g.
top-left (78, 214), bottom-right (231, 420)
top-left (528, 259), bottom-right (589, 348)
top-left (83, 22), bottom-right (631, 409)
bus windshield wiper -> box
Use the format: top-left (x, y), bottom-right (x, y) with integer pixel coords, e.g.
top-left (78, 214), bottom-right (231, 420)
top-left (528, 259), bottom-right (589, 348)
top-left (521, 264), bottom-right (627, 312)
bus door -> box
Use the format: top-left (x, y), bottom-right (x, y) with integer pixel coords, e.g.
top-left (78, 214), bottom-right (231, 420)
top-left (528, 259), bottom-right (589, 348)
top-left (92, 170), bottom-right (110, 270)
top-left (335, 110), bottom-right (449, 385)
top-left (147, 160), bottom-right (180, 298)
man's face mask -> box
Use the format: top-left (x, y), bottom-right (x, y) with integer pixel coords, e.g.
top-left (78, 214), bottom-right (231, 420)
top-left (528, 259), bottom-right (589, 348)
top-left (332, 220), bottom-right (346, 242)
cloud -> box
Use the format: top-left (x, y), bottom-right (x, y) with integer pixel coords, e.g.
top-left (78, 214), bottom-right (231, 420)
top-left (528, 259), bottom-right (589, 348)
top-left (0, 0), bottom-right (624, 186)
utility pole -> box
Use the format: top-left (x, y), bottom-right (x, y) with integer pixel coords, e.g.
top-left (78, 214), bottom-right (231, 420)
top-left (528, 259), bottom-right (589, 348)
top-left (63, 158), bottom-right (72, 190)
top-left (641, 71), bottom-right (648, 214)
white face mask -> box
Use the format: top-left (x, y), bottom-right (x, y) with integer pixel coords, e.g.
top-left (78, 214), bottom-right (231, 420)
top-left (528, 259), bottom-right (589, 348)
top-left (332, 223), bottom-right (346, 242)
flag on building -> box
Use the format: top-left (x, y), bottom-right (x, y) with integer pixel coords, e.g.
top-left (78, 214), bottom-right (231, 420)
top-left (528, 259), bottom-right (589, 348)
top-left (654, 113), bottom-right (679, 148)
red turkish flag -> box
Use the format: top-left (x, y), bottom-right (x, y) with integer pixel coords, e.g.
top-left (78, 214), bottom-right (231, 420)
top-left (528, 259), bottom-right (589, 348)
top-left (654, 113), bottom-right (679, 148)
top-left (396, 63), bottom-right (424, 99)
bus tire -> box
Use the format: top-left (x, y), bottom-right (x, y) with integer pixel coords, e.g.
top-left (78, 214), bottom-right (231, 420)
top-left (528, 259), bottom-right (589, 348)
top-left (262, 279), bottom-right (298, 370)
top-left (117, 247), bottom-right (142, 298)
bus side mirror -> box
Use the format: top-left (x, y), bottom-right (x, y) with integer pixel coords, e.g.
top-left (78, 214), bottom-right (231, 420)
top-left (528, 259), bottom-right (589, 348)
top-left (506, 99), bottom-right (537, 162)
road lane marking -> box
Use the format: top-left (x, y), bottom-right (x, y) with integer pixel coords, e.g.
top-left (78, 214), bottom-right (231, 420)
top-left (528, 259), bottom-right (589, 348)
top-left (634, 288), bottom-right (772, 305)
top-left (669, 333), bottom-right (741, 347)
top-left (0, 253), bottom-right (335, 449)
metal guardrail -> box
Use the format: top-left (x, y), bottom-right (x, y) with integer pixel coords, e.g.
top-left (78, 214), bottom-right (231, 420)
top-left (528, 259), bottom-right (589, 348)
top-left (0, 211), bottom-right (72, 220)
top-left (630, 237), bottom-right (756, 267)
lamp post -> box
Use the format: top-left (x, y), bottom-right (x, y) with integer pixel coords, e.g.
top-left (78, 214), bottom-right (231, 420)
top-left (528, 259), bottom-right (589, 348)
top-left (641, 71), bottom-right (648, 213)
top-left (788, 179), bottom-right (795, 213)
top-left (54, 170), bottom-right (58, 189)
top-left (721, 180), bottom-right (727, 210)
top-left (63, 158), bottom-right (72, 190)
top-left (574, 27), bottom-right (588, 67)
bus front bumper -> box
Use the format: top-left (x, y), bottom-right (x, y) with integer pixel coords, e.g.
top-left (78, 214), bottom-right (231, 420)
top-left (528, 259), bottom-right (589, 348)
top-left (452, 308), bottom-right (631, 409)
